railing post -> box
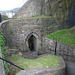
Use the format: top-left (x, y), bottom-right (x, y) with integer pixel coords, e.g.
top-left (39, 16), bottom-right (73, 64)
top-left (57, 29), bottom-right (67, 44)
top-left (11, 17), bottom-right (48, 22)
top-left (55, 41), bottom-right (57, 55)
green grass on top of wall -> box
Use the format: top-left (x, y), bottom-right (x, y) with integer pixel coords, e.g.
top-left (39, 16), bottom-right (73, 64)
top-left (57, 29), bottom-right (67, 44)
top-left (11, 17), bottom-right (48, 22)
top-left (46, 29), bottom-right (75, 46)
top-left (9, 55), bottom-right (60, 69)
top-left (11, 55), bottom-right (59, 69)
top-left (8, 55), bottom-right (60, 75)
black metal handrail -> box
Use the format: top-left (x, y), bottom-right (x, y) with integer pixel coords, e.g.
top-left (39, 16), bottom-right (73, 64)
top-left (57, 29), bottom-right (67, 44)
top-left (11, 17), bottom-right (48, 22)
top-left (0, 57), bottom-right (24, 70)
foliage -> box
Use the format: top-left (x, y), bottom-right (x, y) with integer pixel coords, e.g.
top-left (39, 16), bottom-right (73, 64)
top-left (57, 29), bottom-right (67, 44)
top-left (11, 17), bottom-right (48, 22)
top-left (0, 33), bottom-right (5, 48)
top-left (31, 15), bottom-right (35, 17)
top-left (46, 29), bottom-right (75, 46)
top-left (0, 33), bottom-right (10, 74)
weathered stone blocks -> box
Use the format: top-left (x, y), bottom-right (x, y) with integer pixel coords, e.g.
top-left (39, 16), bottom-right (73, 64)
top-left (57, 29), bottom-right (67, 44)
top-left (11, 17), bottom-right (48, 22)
top-left (45, 38), bottom-right (75, 62)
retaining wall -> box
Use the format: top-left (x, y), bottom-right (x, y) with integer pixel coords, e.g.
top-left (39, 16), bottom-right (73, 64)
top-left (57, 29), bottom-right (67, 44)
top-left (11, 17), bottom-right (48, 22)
top-left (45, 38), bottom-right (75, 62)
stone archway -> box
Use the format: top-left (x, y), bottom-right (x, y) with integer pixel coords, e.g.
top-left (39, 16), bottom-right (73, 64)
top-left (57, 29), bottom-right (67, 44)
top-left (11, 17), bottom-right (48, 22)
top-left (26, 32), bottom-right (38, 52)
top-left (28, 35), bottom-right (37, 51)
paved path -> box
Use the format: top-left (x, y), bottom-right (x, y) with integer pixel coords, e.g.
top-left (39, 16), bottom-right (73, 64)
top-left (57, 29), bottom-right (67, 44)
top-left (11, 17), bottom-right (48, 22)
top-left (0, 47), bottom-right (5, 75)
top-left (65, 61), bottom-right (75, 75)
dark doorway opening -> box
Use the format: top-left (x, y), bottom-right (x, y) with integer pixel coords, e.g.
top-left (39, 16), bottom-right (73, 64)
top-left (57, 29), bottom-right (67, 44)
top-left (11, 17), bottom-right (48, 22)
top-left (28, 35), bottom-right (36, 51)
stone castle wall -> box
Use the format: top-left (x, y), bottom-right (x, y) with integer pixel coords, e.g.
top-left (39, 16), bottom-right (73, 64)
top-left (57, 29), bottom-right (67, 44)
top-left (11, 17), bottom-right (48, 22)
top-left (1, 19), bottom-right (45, 54)
top-left (11, 17), bottom-right (61, 34)
top-left (45, 38), bottom-right (75, 62)
top-left (0, 0), bottom-right (75, 60)
top-left (0, 17), bottom-right (60, 54)
top-left (15, 0), bottom-right (42, 18)
top-left (2, 20), bottom-right (75, 61)
top-left (15, 0), bottom-right (75, 28)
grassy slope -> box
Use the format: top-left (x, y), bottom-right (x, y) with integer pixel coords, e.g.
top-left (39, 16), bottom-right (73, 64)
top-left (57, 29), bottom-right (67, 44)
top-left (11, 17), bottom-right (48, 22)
top-left (46, 29), bottom-right (75, 46)
top-left (9, 55), bottom-right (59, 69)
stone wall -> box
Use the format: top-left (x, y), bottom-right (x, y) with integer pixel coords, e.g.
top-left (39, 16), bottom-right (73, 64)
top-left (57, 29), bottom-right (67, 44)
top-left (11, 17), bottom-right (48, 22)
top-left (0, 18), bottom-right (60, 54)
top-left (1, 19), bottom-right (45, 54)
top-left (16, 57), bottom-right (65, 75)
top-left (1, 19), bottom-right (75, 60)
top-left (0, 20), bottom-right (9, 33)
top-left (45, 38), bottom-right (75, 62)
top-left (10, 18), bottom-right (60, 34)
top-left (15, 0), bottom-right (42, 18)
top-left (14, 0), bottom-right (75, 28)
top-left (0, 17), bottom-right (59, 55)
top-left (0, 46), bottom-right (5, 75)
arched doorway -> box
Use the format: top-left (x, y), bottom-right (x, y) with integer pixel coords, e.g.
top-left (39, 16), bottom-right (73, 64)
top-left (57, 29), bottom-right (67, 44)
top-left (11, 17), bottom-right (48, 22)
top-left (28, 35), bottom-right (37, 51)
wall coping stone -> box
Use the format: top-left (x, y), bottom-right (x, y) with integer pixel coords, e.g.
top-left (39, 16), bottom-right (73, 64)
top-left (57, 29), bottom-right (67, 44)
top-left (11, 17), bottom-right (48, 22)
top-left (0, 20), bottom-right (9, 27)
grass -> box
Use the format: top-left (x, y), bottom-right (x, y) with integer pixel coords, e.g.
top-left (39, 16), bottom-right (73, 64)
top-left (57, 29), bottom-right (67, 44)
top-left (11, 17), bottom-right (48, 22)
top-left (9, 55), bottom-right (60, 69)
top-left (8, 55), bottom-right (60, 75)
top-left (46, 29), bottom-right (75, 46)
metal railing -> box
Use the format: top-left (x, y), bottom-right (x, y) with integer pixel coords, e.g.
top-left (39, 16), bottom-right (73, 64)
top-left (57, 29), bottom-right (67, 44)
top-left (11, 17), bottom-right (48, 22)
top-left (0, 57), bottom-right (24, 70)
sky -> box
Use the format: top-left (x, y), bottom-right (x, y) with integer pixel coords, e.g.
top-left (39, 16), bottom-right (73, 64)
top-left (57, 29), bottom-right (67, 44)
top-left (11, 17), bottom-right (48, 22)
top-left (0, 0), bottom-right (28, 11)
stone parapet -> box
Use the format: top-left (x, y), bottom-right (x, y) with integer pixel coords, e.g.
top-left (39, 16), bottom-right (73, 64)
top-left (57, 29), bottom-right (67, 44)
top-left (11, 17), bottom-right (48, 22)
top-left (45, 38), bottom-right (75, 62)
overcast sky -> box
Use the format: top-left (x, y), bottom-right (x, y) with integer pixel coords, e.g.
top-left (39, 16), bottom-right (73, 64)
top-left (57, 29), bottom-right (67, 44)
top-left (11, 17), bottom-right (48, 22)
top-left (0, 0), bottom-right (28, 11)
